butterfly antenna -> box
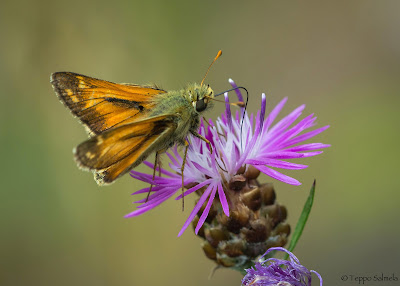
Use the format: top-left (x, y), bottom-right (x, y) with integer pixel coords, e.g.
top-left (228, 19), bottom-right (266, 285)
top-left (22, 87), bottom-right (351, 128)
top-left (206, 95), bottom-right (244, 107)
top-left (240, 88), bottom-right (249, 151)
top-left (201, 50), bottom-right (222, 86)
top-left (214, 86), bottom-right (248, 98)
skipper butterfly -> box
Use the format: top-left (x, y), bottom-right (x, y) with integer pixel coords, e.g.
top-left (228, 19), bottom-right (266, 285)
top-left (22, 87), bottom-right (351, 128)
top-left (51, 51), bottom-right (222, 185)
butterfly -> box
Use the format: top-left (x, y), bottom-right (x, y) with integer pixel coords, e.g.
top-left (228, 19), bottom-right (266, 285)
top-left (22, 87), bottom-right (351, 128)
top-left (51, 51), bottom-right (222, 186)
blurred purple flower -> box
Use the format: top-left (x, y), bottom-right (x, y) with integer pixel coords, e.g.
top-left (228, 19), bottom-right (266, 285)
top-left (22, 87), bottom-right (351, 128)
top-left (125, 79), bottom-right (330, 236)
top-left (242, 247), bottom-right (323, 286)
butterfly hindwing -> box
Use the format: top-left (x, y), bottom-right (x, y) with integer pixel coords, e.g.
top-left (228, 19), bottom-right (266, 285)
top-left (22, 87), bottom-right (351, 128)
top-left (51, 72), bottom-right (167, 135)
top-left (74, 115), bottom-right (178, 185)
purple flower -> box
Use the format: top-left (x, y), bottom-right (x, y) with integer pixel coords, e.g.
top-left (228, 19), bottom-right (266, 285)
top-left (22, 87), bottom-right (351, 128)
top-left (125, 79), bottom-right (330, 236)
top-left (242, 247), bottom-right (323, 286)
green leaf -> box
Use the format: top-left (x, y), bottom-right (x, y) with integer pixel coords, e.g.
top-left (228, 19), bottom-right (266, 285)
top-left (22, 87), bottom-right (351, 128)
top-left (284, 180), bottom-right (316, 260)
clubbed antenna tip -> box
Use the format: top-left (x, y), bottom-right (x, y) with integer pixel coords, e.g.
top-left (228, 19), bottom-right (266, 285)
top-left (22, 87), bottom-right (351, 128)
top-left (201, 50), bottom-right (222, 86)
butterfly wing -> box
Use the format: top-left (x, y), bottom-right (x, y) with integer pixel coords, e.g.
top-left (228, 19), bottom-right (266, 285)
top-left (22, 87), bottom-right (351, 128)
top-left (51, 72), bottom-right (166, 135)
top-left (74, 115), bottom-right (178, 185)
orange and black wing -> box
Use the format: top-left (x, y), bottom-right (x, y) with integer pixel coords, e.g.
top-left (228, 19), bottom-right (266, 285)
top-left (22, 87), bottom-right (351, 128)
top-left (51, 72), bottom-right (166, 135)
top-left (74, 115), bottom-right (177, 185)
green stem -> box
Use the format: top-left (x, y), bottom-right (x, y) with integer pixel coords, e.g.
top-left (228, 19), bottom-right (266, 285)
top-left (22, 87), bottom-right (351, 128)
top-left (284, 180), bottom-right (316, 260)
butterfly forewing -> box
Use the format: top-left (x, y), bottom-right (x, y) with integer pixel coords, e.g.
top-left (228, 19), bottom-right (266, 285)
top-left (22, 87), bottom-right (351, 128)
top-left (51, 72), bottom-right (166, 135)
top-left (75, 115), bottom-right (178, 185)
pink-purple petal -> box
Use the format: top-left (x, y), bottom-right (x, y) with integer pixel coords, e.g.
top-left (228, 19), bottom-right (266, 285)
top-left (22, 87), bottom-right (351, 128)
top-left (265, 159), bottom-right (308, 170)
top-left (255, 165), bottom-right (301, 185)
top-left (311, 270), bottom-right (323, 286)
top-left (175, 179), bottom-right (214, 200)
top-left (264, 97), bottom-right (288, 131)
top-left (267, 104), bottom-right (305, 138)
top-left (260, 151), bottom-right (305, 159)
top-left (285, 143), bottom-right (331, 152)
top-left (191, 161), bottom-right (215, 178)
top-left (217, 181), bottom-right (230, 216)
top-left (132, 185), bottom-right (163, 198)
top-left (166, 151), bottom-right (179, 166)
top-left (195, 186), bottom-right (217, 234)
top-left (258, 93), bottom-right (266, 132)
top-left (125, 191), bottom-right (175, 217)
top-left (228, 78), bottom-right (244, 102)
top-left (178, 183), bottom-right (215, 237)
top-left (135, 188), bottom-right (176, 206)
top-left (298, 151), bottom-right (324, 157)
top-left (247, 158), bottom-right (308, 170)
top-left (224, 92), bottom-right (233, 132)
top-left (131, 186), bottom-right (152, 196)
top-left (271, 114), bottom-right (316, 148)
top-left (284, 125), bottom-right (330, 147)
top-left (142, 161), bottom-right (177, 177)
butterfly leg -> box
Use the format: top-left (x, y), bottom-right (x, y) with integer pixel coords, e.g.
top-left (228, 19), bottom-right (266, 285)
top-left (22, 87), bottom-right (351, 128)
top-left (146, 151), bottom-right (160, 203)
top-left (180, 140), bottom-right (189, 211)
top-left (157, 155), bottom-right (162, 177)
top-left (190, 131), bottom-right (213, 154)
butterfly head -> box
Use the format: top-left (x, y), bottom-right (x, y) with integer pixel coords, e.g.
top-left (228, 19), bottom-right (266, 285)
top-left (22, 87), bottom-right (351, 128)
top-left (187, 83), bottom-right (214, 113)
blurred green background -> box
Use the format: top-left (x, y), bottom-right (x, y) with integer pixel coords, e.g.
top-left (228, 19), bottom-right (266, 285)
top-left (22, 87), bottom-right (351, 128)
top-left (1, 0), bottom-right (399, 285)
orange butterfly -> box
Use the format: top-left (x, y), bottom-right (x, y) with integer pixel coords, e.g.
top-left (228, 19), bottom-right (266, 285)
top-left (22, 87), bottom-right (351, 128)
top-left (51, 51), bottom-right (222, 185)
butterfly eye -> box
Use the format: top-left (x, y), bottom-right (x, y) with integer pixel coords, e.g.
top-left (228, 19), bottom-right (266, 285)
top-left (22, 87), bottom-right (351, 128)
top-left (195, 98), bottom-right (207, 112)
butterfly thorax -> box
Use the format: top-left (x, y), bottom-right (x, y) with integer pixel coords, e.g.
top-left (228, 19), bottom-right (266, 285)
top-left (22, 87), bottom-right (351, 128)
top-left (148, 83), bottom-right (213, 146)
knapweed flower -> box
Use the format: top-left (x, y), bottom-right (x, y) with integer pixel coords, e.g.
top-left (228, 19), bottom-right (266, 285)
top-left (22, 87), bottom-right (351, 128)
top-left (242, 247), bottom-right (323, 286)
top-left (126, 79), bottom-right (330, 237)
